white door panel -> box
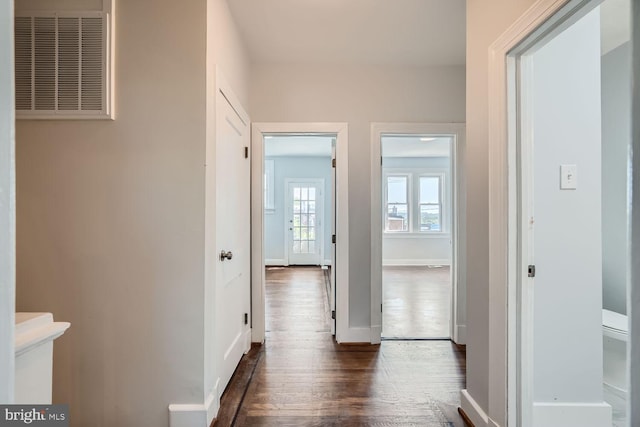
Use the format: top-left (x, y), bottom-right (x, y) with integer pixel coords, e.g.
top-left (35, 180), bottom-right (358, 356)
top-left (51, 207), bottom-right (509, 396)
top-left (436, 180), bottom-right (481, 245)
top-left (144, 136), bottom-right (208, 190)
top-left (215, 84), bottom-right (250, 396)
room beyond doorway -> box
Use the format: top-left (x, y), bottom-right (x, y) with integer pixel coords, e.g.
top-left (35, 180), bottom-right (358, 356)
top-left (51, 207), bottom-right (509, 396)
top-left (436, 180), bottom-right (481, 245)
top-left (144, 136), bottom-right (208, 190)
top-left (380, 134), bottom-right (453, 340)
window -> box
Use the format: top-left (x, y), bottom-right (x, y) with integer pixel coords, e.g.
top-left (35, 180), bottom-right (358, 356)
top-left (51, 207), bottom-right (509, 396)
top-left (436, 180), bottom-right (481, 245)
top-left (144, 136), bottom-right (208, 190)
top-left (264, 159), bottom-right (275, 212)
top-left (383, 172), bottom-right (445, 234)
top-left (419, 176), bottom-right (442, 232)
top-left (385, 176), bottom-right (409, 231)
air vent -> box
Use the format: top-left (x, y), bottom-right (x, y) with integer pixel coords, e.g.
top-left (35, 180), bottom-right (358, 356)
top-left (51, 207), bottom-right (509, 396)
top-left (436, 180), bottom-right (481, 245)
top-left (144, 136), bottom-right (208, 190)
top-left (15, 12), bottom-right (111, 119)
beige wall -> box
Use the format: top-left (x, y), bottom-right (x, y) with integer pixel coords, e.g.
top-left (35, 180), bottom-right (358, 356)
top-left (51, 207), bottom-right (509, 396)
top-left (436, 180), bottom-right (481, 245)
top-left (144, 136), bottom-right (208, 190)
top-left (466, 0), bottom-right (536, 423)
top-left (251, 63), bottom-right (465, 328)
top-left (15, 0), bottom-right (249, 426)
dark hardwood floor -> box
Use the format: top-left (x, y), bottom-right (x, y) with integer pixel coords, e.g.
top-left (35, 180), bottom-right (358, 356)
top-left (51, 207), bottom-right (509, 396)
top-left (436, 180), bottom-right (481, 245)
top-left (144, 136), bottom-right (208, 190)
top-left (214, 266), bottom-right (467, 427)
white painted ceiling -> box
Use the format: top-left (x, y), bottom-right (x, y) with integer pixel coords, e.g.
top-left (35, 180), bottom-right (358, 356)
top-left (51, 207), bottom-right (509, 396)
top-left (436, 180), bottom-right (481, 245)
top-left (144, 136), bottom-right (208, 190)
top-left (265, 136), bottom-right (333, 157)
top-left (264, 135), bottom-right (450, 157)
top-left (601, 0), bottom-right (631, 54)
top-left (227, 0), bottom-right (466, 66)
top-left (382, 136), bottom-right (451, 158)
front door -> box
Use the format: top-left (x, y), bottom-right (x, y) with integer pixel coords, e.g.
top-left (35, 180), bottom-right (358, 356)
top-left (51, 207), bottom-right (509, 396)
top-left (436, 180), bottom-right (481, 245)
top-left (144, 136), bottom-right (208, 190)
top-left (286, 180), bottom-right (323, 265)
top-left (215, 83), bottom-right (251, 395)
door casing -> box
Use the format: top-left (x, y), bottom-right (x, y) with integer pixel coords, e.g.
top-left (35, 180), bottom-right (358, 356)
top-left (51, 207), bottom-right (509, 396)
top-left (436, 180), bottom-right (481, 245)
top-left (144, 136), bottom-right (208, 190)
top-left (484, 0), bottom-right (639, 426)
top-left (370, 122), bottom-right (465, 345)
top-left (251, 123), bottom-right (349, 343)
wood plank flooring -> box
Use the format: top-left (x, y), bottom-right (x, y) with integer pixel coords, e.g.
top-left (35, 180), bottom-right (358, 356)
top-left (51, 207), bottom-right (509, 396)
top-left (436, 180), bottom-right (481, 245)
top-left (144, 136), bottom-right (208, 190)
top-left (214, 266), bottom-right (467, 427)
top-left (383, 266), bottom-right (451, 339)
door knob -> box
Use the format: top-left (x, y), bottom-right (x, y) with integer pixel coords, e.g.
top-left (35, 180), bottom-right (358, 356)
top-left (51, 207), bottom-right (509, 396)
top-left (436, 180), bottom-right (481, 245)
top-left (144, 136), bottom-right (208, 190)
top-left (220, 250), bottom-right (233, 261)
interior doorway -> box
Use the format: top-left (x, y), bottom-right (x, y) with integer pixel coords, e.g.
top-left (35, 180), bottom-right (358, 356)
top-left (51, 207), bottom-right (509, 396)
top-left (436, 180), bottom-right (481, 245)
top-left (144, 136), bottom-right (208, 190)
top-left (380, 135), bottom-right (453, 339)
top-left (370, 123), bottom-right (465, 345)
top-left (251, 123), bottom-right (349, 343)
top-left (496, 1), bottom-right (634, 426)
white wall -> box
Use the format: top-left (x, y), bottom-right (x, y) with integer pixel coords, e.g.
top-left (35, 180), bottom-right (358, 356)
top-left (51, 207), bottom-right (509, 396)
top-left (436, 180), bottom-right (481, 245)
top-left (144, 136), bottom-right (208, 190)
top-left (264, 156), bottom-right (332, 264)
top-left (15, 0), bottom-right (250, 425)
top-left (531, 8), bottom-right (606, 411)
top-left (251, 63), bottom-right (465, 328)
top-left (382, 157), bottom-right (451, 265)
top-left (631, 5), bottom-right (640, 425)
top-left (466, 0), bottom-right (537, 422)
top-left (601, 42), bottom-right (631, 316)
top-left (0, 0), bottom-right (15, 404)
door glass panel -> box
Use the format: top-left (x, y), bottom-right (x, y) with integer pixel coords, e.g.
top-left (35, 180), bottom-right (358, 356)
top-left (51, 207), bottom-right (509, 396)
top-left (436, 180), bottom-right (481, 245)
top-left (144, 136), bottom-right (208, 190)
top-left (290, 184), bottom-right (320, 256)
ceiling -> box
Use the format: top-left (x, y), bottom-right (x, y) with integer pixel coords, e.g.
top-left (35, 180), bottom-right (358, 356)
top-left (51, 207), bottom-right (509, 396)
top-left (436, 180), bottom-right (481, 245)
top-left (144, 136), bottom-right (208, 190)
top-left (264, 135), bottom-right (451, 158)
top-left (265, 136), bottom-right (333, 157)
top-left (227, 0), bottom-right (466, 66)
top-left (382, 136), bottom-right (451, 158)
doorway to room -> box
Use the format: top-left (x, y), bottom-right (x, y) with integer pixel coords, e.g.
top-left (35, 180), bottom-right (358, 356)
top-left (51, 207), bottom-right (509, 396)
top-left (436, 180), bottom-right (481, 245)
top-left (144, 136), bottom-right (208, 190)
top-left (492, 0), bottom-right (636, 425)
top-left (370, 123), bottom-right (464, 344)
top-left (380, 135), bottom-right (453, 339)
top-left (251, 124), bottom-right (349, 343)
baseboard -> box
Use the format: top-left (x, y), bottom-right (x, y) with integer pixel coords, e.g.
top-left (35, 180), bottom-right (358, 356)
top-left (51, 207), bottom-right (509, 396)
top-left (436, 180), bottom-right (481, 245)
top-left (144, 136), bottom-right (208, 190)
top-left (265, 259), bottom-right (286, 266)
top-left (338, 327), bottom-right (372, 343)
top-left (169, 384), bottom-right (219, 427)
top-left (383, 258), bottom-right (451, 266)
top-left (460, 389), bottom-right (489, 427)
top-left (533, 402), bottom-right (612, 427)
top-left (370, 325), bottom-right (382, 344)
top-left (453, 324), bottom-right (466, 345)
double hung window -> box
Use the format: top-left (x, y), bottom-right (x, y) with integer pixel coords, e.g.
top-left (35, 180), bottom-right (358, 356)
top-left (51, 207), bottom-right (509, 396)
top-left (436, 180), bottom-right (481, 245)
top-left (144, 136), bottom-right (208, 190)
top-left (384, 173), bottom-right (444, 233)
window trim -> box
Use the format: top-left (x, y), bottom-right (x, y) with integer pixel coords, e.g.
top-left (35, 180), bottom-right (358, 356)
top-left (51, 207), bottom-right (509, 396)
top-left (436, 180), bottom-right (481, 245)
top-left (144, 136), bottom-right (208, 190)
top-left (384, 173), bottom-right (411, 233)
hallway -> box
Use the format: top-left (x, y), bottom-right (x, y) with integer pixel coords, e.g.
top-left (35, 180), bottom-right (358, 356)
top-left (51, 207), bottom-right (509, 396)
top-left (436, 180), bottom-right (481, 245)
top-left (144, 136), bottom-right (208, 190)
top-left (214, 267), bottom-right (467, 426)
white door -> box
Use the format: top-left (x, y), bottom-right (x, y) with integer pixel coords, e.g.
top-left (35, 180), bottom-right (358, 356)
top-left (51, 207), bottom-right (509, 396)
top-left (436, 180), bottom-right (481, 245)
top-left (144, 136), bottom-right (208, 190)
top-left (330, 143), bottom-right (336, 335)
top-left (215, 84), bottom-right (251, 395)
top-left (286, 180), bottom-right (323, 265)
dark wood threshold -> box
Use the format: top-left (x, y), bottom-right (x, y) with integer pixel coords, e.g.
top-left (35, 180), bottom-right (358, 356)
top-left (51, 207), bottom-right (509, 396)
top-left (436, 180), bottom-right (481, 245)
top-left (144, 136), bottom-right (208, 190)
top-left (458, 407), bottom-right (475, 427)
top-left (211, 343), bottom-right (263, 427)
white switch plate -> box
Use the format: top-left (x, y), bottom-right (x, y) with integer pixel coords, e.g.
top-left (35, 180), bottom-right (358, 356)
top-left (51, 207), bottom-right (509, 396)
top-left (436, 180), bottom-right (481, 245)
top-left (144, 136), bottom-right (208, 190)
top-left (560, 164), bottom-right (577, 190)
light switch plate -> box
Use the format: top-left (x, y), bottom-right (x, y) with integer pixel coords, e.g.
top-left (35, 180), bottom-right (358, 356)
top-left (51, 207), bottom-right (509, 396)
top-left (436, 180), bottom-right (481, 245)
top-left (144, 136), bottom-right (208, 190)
top-left (560, 164), bottom-right (577, 190)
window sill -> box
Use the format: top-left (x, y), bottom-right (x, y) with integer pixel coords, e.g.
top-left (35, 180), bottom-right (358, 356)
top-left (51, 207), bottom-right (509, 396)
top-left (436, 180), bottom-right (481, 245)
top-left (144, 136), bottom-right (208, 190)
top-left (383, 232), bottom-right (450, 239)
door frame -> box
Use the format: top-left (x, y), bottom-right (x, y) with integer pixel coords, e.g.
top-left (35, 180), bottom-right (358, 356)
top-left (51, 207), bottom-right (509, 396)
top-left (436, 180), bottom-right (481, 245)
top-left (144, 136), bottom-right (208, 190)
top-left (283, 178), bottom-right (325, 266)
top-left (370, 123), bottom-right (465, 345)
top-left (0, 0), bottom-right (16, 403)
top-left (251, 123), bottom-right (349, 344)
top-left (486, 0), bottom-right (639, 426)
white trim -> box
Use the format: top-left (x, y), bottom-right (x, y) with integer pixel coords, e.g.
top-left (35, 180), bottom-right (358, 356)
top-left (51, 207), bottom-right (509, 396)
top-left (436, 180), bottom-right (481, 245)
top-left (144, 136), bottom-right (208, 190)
top-left (632, 4), bottom-right (640, 427)
top-left (371, 123), bottom-right (464, 345)
top-left (382, 259), bottom-right (450, 266)
top-left (168, 384), bottom-right (219, 427)
top-left (265, 259), bottom-right (287, 266)
top-left (0, 0), bottom-right (15, 403)
top-left (383, 232), bottom-right (451, 239)
top-left (340, 327), bottom-right (372, 343)
top-left (453, 324), bottom-right (466, 345)
top-left (532, 402), bottom-right (612, 427)
top-left (460, 389), bottom-right (490, 427)
top-left (252, 123), bottom-right (349, 344)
